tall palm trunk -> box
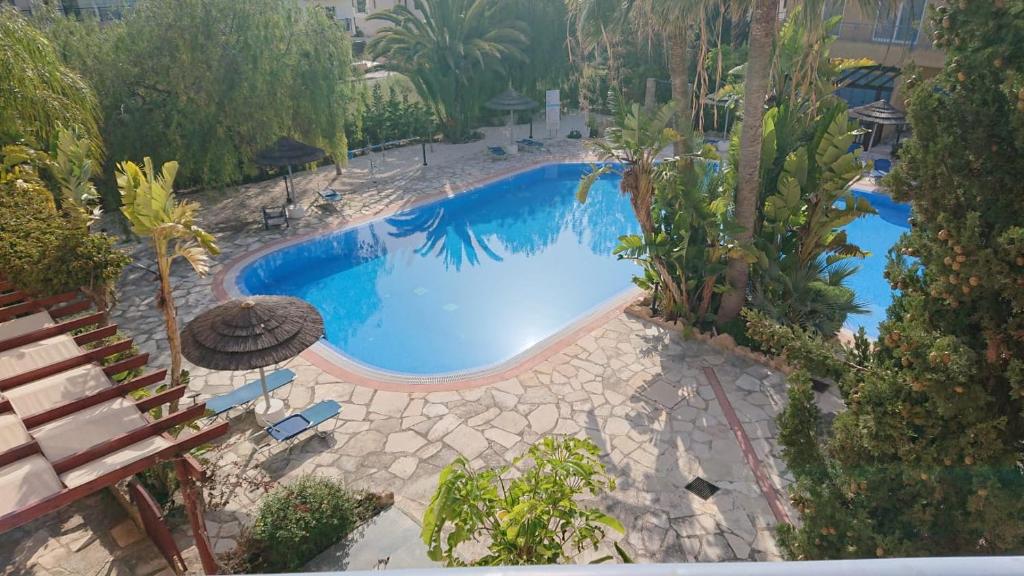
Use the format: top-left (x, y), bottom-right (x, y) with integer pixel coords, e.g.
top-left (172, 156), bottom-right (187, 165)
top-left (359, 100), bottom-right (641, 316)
top-left (668, 26), bottom-right (692, 156)
top-left (716, 0), bottom-right (779, 325)
top-left (156, 239), bottom-right (183, 412)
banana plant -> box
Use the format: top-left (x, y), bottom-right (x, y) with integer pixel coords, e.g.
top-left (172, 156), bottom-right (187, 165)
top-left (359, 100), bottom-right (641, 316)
top-left (754, 103), bottom-right (875, 334)
top-left (117, 158), bottom-right (219, 401)
top-left (51, 127), bottom-right (101, 225)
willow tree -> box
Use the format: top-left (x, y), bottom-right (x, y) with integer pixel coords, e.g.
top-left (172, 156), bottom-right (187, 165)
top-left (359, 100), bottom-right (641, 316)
top-left (46, 0), bottom-right (353, 188)
top-left (0, 10), bottom-right (100, 161)
top-left (367, 0), bottom-right (527, 142)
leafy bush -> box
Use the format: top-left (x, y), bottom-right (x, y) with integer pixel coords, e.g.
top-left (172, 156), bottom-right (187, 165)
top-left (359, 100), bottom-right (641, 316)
top-left (422, 437), bottom-right (627, 566)
top-left (0, 145), bottom-right (128, 306)
top-left (223, 476), bottom-right (381, 572)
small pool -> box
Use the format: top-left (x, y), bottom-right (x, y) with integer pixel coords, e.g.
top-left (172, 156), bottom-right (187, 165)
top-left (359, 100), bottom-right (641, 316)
top-left (842, 190), bottom-right (912, 338)
top-left (238, 163), bottom-right (640, 378)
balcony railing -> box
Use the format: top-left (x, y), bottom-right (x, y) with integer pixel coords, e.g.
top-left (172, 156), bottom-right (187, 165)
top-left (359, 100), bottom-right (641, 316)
top-left (835, 21), bottom-right (934, 50)
top-left (285, 556), bottom-right (1024, 576)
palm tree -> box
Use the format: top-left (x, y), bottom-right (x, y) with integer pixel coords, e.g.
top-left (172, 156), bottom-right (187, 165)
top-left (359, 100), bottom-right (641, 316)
top-left (367, 0), bottom-right (527, 142)
top-left (716, 0), bottom-right (780, 324)
top-left (577, 95), bottom-right (688, 315)
top-left (117, 158), bottom-right (219, 402)
top-left (628, 0), bottom-right (705, 154)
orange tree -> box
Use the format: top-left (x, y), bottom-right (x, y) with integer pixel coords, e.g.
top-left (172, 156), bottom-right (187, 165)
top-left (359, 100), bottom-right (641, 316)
top-left (750, 0), bottom-right (1024, 558)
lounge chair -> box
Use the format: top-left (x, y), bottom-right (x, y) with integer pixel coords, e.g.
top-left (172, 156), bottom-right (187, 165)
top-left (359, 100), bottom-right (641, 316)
top-left (203, 368), bottom-right (296, 418)
top-left (317, 188), bottom-right (342, 204)
top-left (487, 146), bottom-right (508, 160)
top-left (847, 142), bottom-right (862, 154)
top-left (871, 158), bottom-right (892, 178)
top-left (263, 400), bottom-right (341, 450)
top-left (516, 138), bottom-right (544, 150)
top-left (262, 206), bottom-right (289, 230)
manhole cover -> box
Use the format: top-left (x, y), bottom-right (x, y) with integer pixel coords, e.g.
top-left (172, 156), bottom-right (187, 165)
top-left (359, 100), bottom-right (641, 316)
top-left (685, 477), bottom-right (720, 500)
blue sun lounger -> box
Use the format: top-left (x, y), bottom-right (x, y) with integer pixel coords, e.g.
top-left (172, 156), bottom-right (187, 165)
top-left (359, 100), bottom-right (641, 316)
top-left (488, 146), bottom-right (508, 159)
top-left (517, 138), bottom-right (544, 150)
top-left (870, 158), bottom-right (892, 178)
top-left (204, 368), bottom-right (296, 418)
top-left (265, 400), bottom-right (342, 449)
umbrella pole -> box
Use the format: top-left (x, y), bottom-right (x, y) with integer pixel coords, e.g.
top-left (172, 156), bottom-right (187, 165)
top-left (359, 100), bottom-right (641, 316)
top-left (509, 110), bottom-right (515, 145)
top-left (258, 366), bottom-right (271, 406)
top-left (286, 165), bottom-right (294, 204)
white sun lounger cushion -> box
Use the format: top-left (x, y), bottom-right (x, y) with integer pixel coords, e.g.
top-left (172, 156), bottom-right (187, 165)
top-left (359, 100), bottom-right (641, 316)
top-left (59, 435), bottom-right (172, 489)
top-left (0, 334), bottom-right (81, 380)
top-left (0, 455), bottom-right (63, 517)
top-left (31, 397), bottom-right (148, 462)
top-left (5, 364), bottom-right (113, 419)
top-left (0, 311), bottom-right (54, 342)
top-left (0, 413), bottom-right (31, 452)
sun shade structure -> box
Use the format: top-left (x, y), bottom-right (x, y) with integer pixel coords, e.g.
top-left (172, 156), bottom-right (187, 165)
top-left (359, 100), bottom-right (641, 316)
top-left (848, 99), bottom-right (909, 151)
top-left (180, 297), bottom-right (324, 405)
top-left (254, 137), bottom-right (327, 204)
top-left (0, 280), bottom-right (228, 575)
top-left (485, 88), bottom-right (540, 143)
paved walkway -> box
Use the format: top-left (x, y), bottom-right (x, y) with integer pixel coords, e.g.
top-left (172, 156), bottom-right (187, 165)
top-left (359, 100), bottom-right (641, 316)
top-left (8, 117), bottom-right (799, 572)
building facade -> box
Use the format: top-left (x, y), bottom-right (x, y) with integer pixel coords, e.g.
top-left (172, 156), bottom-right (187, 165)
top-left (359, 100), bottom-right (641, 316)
top-left (828, 0), bottom-right (944, 109)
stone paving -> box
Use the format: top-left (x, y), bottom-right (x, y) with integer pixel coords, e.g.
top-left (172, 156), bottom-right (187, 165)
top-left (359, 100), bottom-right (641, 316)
top-left (6, 118), bottom-right (806, 573)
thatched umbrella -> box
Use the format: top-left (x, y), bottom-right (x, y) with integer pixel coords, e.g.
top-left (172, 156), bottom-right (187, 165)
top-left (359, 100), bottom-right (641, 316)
top-left (180, 297), bottom-right (324, 408)
top-left (254, 138), bottom-right (327, 205)
top-left (848, 100), bottom-right (908, 151)
top-left (485, 88), bottom-right (539, 144)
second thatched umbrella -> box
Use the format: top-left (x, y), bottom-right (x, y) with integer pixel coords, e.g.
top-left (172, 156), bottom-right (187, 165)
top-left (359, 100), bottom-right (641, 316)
top-left (485, 88), bottom-right (539, 144)
top-left (181, 297), bottom-right (324, 419)
top-left (254, 137), bottom-right (327, 206)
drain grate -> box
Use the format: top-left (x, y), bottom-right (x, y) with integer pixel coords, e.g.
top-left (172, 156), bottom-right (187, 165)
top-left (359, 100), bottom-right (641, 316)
top-left (685, 477), bottom-right (720, 500)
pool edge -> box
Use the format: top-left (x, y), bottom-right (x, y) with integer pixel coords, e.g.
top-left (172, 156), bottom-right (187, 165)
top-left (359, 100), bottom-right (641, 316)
top-left (212, 160), bottom-right (642, 392)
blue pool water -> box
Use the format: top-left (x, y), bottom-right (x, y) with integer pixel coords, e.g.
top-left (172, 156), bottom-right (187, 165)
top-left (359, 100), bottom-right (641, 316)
top-left (842, 190), bottom-right (912, 338)
top-left (239, 163), bottom-right (640, 377)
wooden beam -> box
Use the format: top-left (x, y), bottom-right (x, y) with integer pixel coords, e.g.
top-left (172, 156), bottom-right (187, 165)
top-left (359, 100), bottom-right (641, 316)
top-left (175, 458), bottom-right (220, 574)
top-left (0, 312), bottom-right (106, 352)
top-left (0, 291), bottom-right (27, 307)
top-left (0, 439), bottom-right (41, 468)
top-left (52, 403), bottom-right (207, 474)
top-left (0, 339), bottom-right (133, 391)
top-left (134, 386), bottom-right (187, 413)
top-left (0, 399), bottom-right (10, 414)
top-left (21, 370), bottom-right (168, 429)
top-left (0, 291), bottom-right (79, 322)
top-left (72, 324), bottom-right (118, 346)
top-left (102, 353), bottom-right (149, 378)
top-left (0, 421), bottom-right (229, 534)
top-left (0, 280), bottom-right (13, 292)
top-left (48, 299), bottom-right (93, 320)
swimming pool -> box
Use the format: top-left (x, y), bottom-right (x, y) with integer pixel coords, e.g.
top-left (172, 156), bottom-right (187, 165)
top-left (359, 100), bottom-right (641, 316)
top-left (842, 190), bottom-right (912, 338)
top-left (238, 163), bottom-right (640, 379)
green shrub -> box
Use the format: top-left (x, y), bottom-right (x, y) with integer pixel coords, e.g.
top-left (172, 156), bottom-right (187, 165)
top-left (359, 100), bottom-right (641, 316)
top-left (0, 145), bottom-right (128, 306)
top-left (231, 476), bottom-right (380, 572)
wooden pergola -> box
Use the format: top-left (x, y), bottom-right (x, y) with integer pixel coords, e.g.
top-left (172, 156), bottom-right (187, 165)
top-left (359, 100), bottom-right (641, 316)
top-left (0, 280), bottom-right (228, 574)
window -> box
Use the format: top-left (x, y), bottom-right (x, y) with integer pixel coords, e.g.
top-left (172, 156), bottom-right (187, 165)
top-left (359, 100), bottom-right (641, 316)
top-left (872, 0), bottom-right (927, 45)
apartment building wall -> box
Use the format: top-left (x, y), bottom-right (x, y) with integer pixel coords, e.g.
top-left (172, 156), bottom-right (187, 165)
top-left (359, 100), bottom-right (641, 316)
top-left (831, 1), bottom-right (944, 71)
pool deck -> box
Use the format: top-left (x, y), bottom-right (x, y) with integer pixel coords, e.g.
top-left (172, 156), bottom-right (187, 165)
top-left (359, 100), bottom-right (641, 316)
top-left (4, 118), bottom-right (845, 572)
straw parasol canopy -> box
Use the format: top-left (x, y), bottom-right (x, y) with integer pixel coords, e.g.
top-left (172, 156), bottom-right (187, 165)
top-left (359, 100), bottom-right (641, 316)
top-left (181, 296), bottom-right (324, 371)
top-left (181, 297), bottom-right (324, 405)
top-left (485, 88), bottom-right (539, 143)
top-left (847, 100), bottom-right (908, 125)
top-left (254, 138), bottom-right (327, 204)
top-left (848, 100), bottom-right (909, 152)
